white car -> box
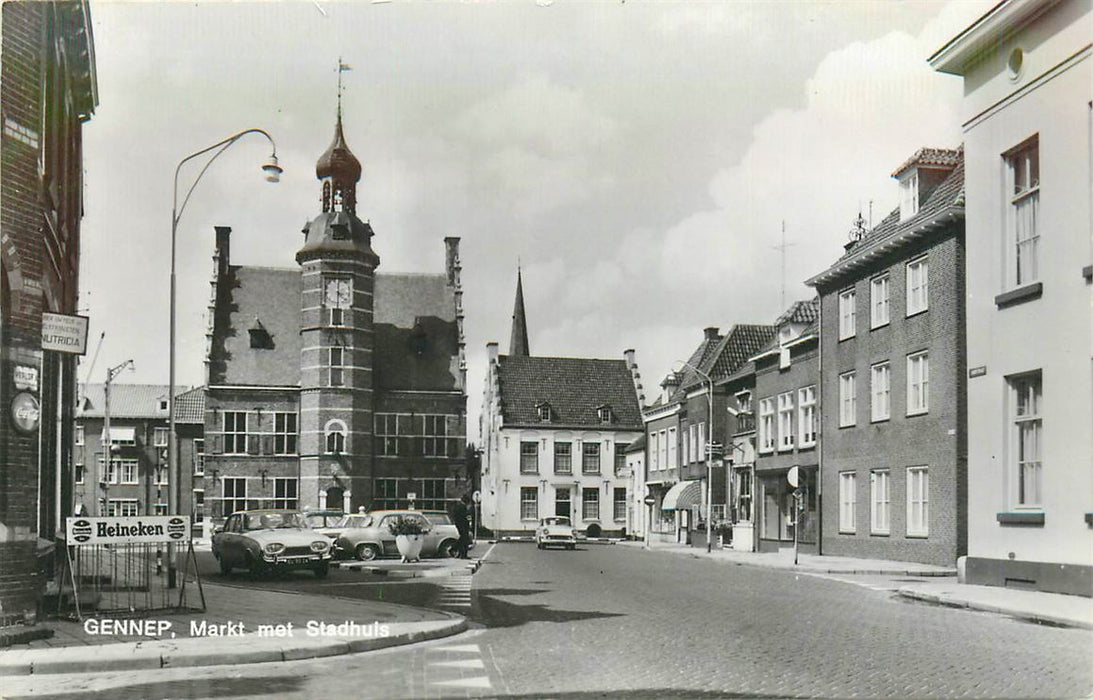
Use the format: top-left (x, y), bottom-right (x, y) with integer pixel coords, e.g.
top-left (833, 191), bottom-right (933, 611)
top-left (536, 516), bottom-right (577, 550)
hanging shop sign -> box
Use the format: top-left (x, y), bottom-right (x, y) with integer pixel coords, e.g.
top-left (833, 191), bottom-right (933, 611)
top-left (66, 515), bottom-right (191, 545)
top-left (41, 312), bottom-right (90, 355)
top-left (13, 365), bottom-right (38, 392)
top-left (10, 391), bottom-right (40, 433)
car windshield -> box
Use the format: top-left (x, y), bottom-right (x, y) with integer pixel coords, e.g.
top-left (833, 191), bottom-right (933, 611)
top-left (344, 515), bottom-right (372, 529)
top-left (306, 514), bottom-right (347, 528)
top-left (244, 512), bottom-right (306, 531)
top-left (423, 513), bottom-right (453, 525)
top-left (543, 517), bottom-right (571, 526)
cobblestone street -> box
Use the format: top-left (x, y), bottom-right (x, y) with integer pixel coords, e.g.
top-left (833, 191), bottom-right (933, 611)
top-left (7, 542), bottom-right (1091, 699)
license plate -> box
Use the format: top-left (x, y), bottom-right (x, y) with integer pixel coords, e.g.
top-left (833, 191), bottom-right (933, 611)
top-left (279, 555), bottom-right (318, 563)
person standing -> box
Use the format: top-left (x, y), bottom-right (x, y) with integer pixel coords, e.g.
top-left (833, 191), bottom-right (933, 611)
top-left (452, 494), bottom-right (471, 559)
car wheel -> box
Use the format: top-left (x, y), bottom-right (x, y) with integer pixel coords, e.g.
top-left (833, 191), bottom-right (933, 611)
top-left (439, 540), bottom-right (458, 558)
top-left (246, 553), bottom-right (267, 577)
top-left (355, 543), bottom-right (379, 561)
top-left (313, 562), bottom-right (330, 579)
top-left (217, 554), bottom-right (232, 575)
top-left (537, 542), bottom-right (544, 550)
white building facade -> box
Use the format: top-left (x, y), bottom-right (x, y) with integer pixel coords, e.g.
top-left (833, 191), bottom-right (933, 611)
top-left (931, 0), bottom-right (1092, 595)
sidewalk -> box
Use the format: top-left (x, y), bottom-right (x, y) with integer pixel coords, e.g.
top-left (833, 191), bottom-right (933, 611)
top-left (619, 539), bottom-right (1093, 630)
top-left (0, 573), bottom-right (470, 676)
top-left (334, 556), bottom-right (480, 578)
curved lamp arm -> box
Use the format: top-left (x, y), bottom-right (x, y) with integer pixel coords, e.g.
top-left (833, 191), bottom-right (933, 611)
top-left (172, 128), bottom-right (280, 227)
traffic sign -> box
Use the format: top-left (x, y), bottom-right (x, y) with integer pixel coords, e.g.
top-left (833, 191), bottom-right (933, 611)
top-left (787, 466), bottom-right (799, 488)
top-left (643, 495), bottom-right (656, 506)
top-left (472, 490), bottom-right (482, 503)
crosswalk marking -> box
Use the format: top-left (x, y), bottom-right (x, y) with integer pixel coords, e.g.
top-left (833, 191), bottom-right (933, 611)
top-left (430, 658), bottom-right (486, 669)
top-left (435, 573), bottom-right (475, 611)
top-left (434, 644), bottom-right (481, 653)
top-left (431, 676), bottom-right (493, 689)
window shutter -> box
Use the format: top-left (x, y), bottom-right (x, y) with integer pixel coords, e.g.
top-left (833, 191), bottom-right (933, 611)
top-left (261, 435), bottom-right (274, 455)
top-left (247, 435), bottom-right (260, 455)
top-left (212, 435), bottom-right (223, 455)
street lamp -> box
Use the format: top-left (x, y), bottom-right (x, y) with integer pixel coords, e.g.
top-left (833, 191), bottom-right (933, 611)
top-left (168, 129), bottom-right (281, 588)
top-left (674, 359), bottom-right (715, 554)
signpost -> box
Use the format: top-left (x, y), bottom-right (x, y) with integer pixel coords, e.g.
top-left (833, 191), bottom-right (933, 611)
top-left (41, 312), bottom-right (90, 355)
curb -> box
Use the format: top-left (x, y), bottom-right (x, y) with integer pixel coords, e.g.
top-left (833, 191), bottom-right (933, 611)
top-left (0, 617), bottom-right (469, 676)
top-left (332, 560), bottom-right (480, 578)
top-left (896, 588), bottom-right (1093, 630)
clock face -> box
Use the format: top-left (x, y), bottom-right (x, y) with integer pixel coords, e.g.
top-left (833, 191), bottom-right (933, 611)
top-left (325, 279), bottom-right (352, 308)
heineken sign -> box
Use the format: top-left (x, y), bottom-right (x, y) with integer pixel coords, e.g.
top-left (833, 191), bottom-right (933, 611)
top-left (67, 516), bottom-right (190, 545)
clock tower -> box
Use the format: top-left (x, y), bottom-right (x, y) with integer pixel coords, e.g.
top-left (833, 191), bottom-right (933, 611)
top-left (296, 109), bottom-right (380, 513)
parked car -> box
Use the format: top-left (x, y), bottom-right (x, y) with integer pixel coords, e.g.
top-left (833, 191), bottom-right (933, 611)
top-left (335, 510), bottom-right (461, 561)
top-left (536, 516), bottom-right (577, 550)
top-left (212, 510), bottom-right (333, 578)
top-left (422, 510), bottom-right (474, 554)
top-left (303, 509), bottom-right (348, 540)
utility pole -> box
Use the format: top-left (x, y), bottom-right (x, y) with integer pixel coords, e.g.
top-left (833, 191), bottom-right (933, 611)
top-left (102, 359), bottom-right (134, 515)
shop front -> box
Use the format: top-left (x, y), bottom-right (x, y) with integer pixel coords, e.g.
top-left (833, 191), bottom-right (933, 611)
top-left (757, 465), bottom-right (817, 554)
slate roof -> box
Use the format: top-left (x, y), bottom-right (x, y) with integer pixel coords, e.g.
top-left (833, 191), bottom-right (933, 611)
top-left (173, 386), bottom-right (206, 424)
top-left (208, 264), bottom-right (458, 391)
top-left (496, 355), bottom-right (642, 429)
top-left (891, 147), bottom-right (963, 178)
top-left (773, 299), bottom-right (819, 328)
top-left (674, 324), bottom-right (776, 397)
top-left (79, 384), bottom-right (182, 419)
top-left (625, 434), bottom-right (646, 453)
top-left (807, 150), bottom-right (964, 288)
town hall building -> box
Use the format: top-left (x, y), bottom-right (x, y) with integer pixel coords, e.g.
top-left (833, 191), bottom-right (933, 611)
top-left (202, 109), bottom-right (468, 523)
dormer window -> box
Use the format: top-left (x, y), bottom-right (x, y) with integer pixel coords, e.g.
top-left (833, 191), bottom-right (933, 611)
top-left (537, 403), bottom-right (552, 422)
top-left (597, 406), bottom-right (612, 424)
top-left (899, 170), bottom-right (919, 220)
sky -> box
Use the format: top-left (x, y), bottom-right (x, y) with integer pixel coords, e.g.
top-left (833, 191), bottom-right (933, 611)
top-left (78, 0), bottom-right (993, 441)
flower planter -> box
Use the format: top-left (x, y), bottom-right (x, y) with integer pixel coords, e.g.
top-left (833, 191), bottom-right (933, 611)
top-left (395, 534), bottom-right (424, 562)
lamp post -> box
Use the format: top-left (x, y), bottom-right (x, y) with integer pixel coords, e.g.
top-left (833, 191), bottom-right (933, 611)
top-left (168, 129), bottom-right (281, 588)
top-left (675, 359), bottom-right (715, 554)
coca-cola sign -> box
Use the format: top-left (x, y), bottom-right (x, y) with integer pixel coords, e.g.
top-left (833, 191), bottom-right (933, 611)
top-left (10, 392), bottom-right (40, 434)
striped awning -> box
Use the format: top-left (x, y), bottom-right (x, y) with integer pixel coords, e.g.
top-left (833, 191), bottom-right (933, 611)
top-left (661, 480), bottom-right (701, 510)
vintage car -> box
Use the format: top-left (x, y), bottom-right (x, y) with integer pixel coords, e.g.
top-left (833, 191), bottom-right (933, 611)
top-left (334, 510), bottom-right (461, 561)
top-left (536, 516), bottom-right (577, 550)
top-left (212, 510), bottom-right (333, 577)
top-left (303, 509), bottom-right (349, 540)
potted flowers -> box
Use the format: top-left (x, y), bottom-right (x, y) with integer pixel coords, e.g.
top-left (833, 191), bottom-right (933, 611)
top-left (388, 516), bottom-right (429, 562)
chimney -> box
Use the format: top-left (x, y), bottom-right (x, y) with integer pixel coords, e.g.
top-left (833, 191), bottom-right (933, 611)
top-left (623, 349), bottom-right (646, 408)
top-left (704, 326), bottom-right (720, 341)
top-left (487, 341), bottom-right (499, 366)
top-left (215, 226), bottom-right (231, 280)
top-left (444, 237), bottom-right (461, 287)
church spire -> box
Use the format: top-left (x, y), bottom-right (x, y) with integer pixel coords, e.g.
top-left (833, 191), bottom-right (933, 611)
top-left (509, 266), bottom-right (530, 357)
top-left (316, 60), bottom-right (361, 214)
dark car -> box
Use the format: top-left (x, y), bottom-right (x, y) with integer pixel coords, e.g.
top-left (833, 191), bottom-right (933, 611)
top-left (212, 510), bottom-right (333, 578)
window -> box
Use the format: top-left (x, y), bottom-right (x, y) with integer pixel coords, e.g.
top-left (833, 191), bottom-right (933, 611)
top-left (697, 422), bottom-right (706, 461)
top-left (555, 488), bottom-right (571, 517)
top-left (736, 470), bottom-right (752, 522)
top-left (659, 429), bottom-right (668, 468)
top-left (520, 487), bottom-right (538, 521)
top-left (328, 347), bottom-right (345, 387)
top-left (153, 502), bottom-right (168, 516)
top-left (538, 404), bottom-right (551, 421)
top-left (906, 257), bottom-right (929, 315)
top-left (598, 406), bottom-right (612, 423)
top-left (1007, 138), bottom-right (1040, 287)
top-left (108, 500), bottom-right (139, 517)
top-left (907, 352), bottom-right (929, 415)
top-left (273, 478), bottom-right (299, 510)
top-left (223, 411), bottom-right (249, 454)
top-left (222, 477), bottom-right (247, 516)
top-left (154, 465), bottom-right (168, 485)
top-left (582, 488), bottom-right (599, 520)
top-left (193, 438), bottom-right (205, 476)
top-left (1011, 373), bottom-right (1042, 507)
top-left (120, 460), bottom-right (138, 485)
top-left (274, 412), bottom-right (297, 455)
top-left (687, 424), bottom-right (696, 464)
top-left (839, 372), bottom-right (856, 427)
top-left (75, 424), bottom-right (84, 446)
top-left (614, 444), bottom-right (627, 475)
top-left (193, 489), bottom-right (205, 523)
top-left (871, 362), bottom-right (891, 422)
top-left (649, 431), bottom-right (659, 471)
top-left (666, 427), bottom-right (677, 468)
top-left (582, 442), bottom-right (601, 475)
top-left (797, 386), bottom-right (816, 447)
top-left (374, 478), bottom-right (398, 510)
top-left (375, 414), bottom-right (405, 456)
top-left (99, 457), bottom-right (119, 485)
top-left (907, 467), bottom-right (929, 537)
top-left (838, 289), bottom-right (856, 339)
top-left (614, 488), bottom-right (627, 522)
top-left (75, 464), bottom-right (84, 484)
top-left (777, 392), bottom-right (794, 450)
top-left (871, 470), bottom-right (890, 535)
top-left (520, 441), bottom-right (539, 474)
top-left (736, 392), bottom-right (754, 433)
top-left (421, 415), bottom-right (456, 458)
top-left (759, 398), bottom-right (775, 452)
top-left (839, 472), bottom-right (856, 533)
top-left (153, 427), bottom-right (169, 448)
top-left (899, 170), bottom-right (919, 220)
top-left (325, 420), bottom-right (347, 454)
top-left (554, 442), bottom-right (572, 474)
top-left (417, 478), bottom-right (448, 511)
top-left (871, 274), bottom-right (890, 328)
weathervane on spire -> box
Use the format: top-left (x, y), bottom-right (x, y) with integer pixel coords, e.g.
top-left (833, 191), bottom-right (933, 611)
top-left (848, 210), bottom-right (868, 242)
top-left (337, 58), bottom-right (352, 119)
